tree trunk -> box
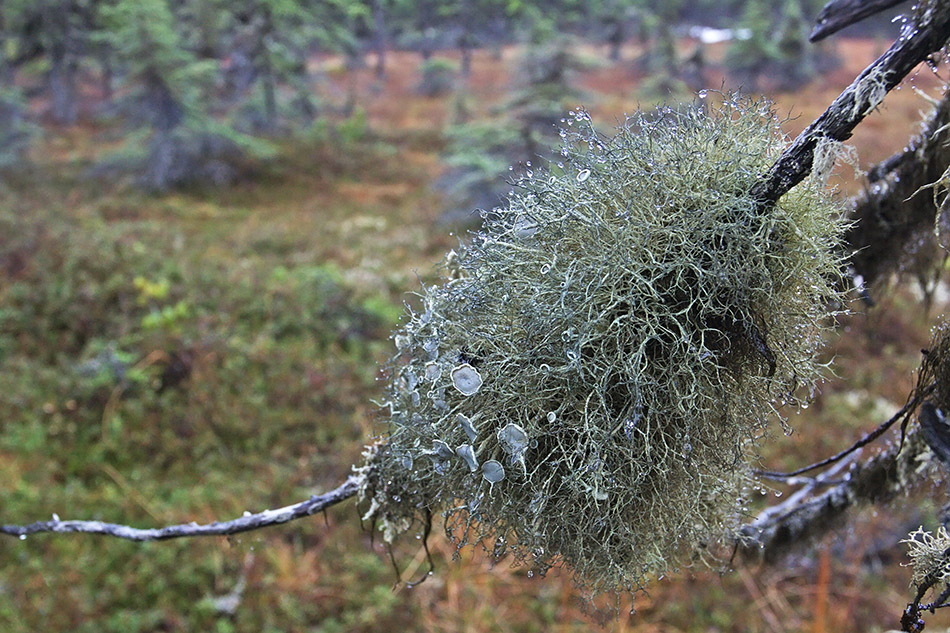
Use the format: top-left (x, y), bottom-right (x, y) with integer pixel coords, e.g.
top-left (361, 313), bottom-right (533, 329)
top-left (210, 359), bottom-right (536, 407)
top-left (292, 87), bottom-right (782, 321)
top-left (607, 20), bottom-right (623, 62)
top-left (143, 70), bottom-right (184, 141)
top-left (99, 48), bottom-right (114, 102)
top-left (48, 48), bottom-right (78, 125)
top-left (259, 9), bottom-right (277, 132)
top-left (458, 0), bottom-right (474, 77)
top-left (372, 0), bottom-right (387, 80)
top-left (141, 73), bottom-right (184, 191)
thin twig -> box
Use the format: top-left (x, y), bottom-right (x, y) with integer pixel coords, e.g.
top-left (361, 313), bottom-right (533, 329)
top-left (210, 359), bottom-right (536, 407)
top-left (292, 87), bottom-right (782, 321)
top-left (0, 476), bottom-right (360, 542)
top-left (903, 573), bottom-right (939, 631)
top-left (755, 389), bottom-right (927, 480)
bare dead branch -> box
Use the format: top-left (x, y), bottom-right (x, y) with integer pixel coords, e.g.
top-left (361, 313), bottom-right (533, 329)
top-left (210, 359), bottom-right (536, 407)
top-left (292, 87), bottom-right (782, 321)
top-left (754, 3), bottom-right (950, 207)
top-left (737, 426), bottom-right (935, 563)
top-left (846, 85), bottom-right (950, 288)
top-left (810, 0), bottom-right (908, 43)
top-left (755, 387), bottom-right (928, 480)
top-left (919, 401), bottom-right (950, 465)
top-left (0, 476), bottom-right (360, 542)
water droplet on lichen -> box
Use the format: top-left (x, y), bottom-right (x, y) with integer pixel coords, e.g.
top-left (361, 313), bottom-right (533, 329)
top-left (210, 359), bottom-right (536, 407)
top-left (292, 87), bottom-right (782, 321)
top-left (451, 363), bottom-right (483, 396)
top-left (514, 215), bottom-right (539, 239)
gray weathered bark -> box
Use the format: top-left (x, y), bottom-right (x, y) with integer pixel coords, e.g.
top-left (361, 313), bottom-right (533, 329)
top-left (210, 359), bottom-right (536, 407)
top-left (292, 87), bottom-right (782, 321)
top-left (846, 86), bottom-right (950, 288)
top-left (754, 1), bottom-right (950, 207)
top-left (810, 0), bottom-right (908, 42)
top-left (737, 426), bottom-right (934, 563)
top-left (0, 477), bottom-right (360, 541)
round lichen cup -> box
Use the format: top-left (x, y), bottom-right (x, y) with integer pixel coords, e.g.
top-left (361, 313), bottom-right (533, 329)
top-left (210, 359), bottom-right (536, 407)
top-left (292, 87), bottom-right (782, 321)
top-left (358, 95), bottom-right (850, 595)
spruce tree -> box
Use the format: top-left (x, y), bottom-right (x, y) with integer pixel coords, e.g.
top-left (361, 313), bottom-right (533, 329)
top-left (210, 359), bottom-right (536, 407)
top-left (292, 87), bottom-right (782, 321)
top-left (726, 1), bottom-right (781, 92)
top-left (4, 0), bottom-right (93, 125)
top-left (101, 0), bottom-right (272, 191)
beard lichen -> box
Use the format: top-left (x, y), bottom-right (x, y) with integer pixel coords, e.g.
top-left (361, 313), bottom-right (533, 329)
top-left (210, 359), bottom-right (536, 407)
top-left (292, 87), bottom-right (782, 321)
top-left (359, 97), bottom-right (849, 594)
top-left (903, 526), bottom-right (950, 594)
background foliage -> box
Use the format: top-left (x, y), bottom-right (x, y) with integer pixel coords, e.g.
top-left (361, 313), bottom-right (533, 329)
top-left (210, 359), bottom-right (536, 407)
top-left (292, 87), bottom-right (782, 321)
top-left (0, 1), bottom-right (948, 631)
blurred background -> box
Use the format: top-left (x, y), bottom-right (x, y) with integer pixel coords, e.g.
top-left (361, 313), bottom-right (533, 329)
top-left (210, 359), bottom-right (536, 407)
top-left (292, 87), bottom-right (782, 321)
top-left (0, 0), bottom-right (948, 631)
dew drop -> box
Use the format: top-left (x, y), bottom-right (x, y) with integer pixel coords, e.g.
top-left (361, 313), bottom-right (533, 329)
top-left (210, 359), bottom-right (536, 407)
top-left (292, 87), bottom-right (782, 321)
top-left (424, 362), bottom-right (442, 382)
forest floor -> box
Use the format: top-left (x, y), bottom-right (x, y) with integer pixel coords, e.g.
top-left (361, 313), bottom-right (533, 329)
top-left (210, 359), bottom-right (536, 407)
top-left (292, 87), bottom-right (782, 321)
top-left (1, 36), bottom-right (949, 633)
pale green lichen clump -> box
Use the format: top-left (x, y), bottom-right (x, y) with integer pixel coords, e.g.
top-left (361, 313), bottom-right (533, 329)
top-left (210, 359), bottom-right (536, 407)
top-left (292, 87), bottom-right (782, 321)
top-left (903, 526), bottom-right (950, 592)
top-left (360, 97), bottom-right (848, 594)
